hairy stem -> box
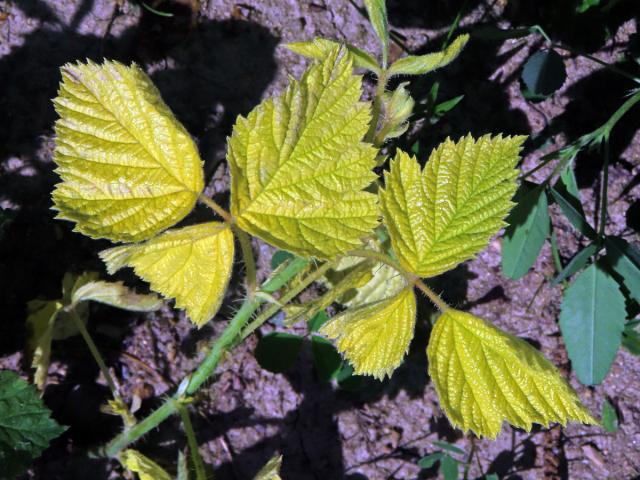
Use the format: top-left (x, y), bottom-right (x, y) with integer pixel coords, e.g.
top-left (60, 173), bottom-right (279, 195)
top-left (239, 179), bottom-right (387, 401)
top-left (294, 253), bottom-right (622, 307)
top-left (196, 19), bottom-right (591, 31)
top-left (348, 249), bottom-right (448, 311)
top-left (198, 194), bottom-right (233, 223)
top-left (102, 257), bottom-right (309, 457)
top-left (239, 261), bottom-right (334, 341)
top-left (365, 71), bottom-right (388, 144)
top-left (68, 306), bottom-right (122, 403)
top-left (235, 228), bottom-right (257, 297)
top-left (176, 403), bottom-right (207, 480)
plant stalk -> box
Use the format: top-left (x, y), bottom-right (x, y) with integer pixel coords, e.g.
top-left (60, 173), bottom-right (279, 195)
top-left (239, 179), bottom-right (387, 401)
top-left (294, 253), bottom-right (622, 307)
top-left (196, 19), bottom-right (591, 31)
top-left (598, 139), bottom-right (610, 241)
top-left (102, 257), bottom-right (309, 457)
top-left (365, 71), bottom-right (388, 143)
top-left (235, 228), bottom-right (258, 297)
top-left (198, 194), bottom-right (233, 223)
top-left (176, 403), bottom-right (207, 480)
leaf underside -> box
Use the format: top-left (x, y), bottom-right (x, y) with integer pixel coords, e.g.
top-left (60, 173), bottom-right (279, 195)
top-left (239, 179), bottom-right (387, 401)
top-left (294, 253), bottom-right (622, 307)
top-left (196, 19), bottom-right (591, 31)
top-left (381, 135), bottom-right (525, 278)
top-left (388, 34), bottom-right (469, 76)
top-left (100, 222), bottom-right (234, 327)
top-left (52, 60), bottom-right (204, 243)
top-left (228, 46), bottom-right (379, 259)
top-left (427, 309), bottom-right (596, 438)
top-left (320, 287), bottom-right (416, 379)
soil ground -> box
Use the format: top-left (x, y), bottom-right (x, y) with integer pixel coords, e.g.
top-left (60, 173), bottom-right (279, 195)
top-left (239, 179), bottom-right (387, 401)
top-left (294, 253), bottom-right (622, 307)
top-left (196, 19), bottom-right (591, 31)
top-left (1, 0), bottom-right (640, 479)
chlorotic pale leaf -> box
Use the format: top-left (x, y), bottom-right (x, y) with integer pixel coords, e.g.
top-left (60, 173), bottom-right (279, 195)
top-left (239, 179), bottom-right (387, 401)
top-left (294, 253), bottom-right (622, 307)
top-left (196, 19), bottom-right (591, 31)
top-left (559, 263), bottom-right (626, 385)
top-left (52, 60), bottom-right (204, 243)
top-left (26, 300), bottom-right (63, 390)
top-left (0, 371), bottom-right (67, 479)
top-left (120, 449), bottom-right (172, 480)
top-left (285, 38), bottom-right (380, 72)
top-left (427, 309), bottom-right (597, 438)
top-left (253, 454), bottom-right (283, 480)
top-left (228, 46), bottom-right (379, 259)
top-left (320, 287), bottom-right (416, 379)
top-left (388, 34), bottom-right (469, 77)
top-left (72, 280), bottom-right (162, 312)
top-left (100, 222), bottom-right (234, 327)
top-left (381, 135), bottom-right (525, 278)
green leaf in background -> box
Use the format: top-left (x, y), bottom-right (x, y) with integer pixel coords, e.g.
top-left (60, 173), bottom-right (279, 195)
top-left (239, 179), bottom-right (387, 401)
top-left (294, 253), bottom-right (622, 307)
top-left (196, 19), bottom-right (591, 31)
top-left (387, 34), bottom-right (469, 77)
top-left (363, 0), bottom-right (389, 65)
top-left (335, 363), bottom-right (367, 391)
top-left (72, 280), bottom-right (162, 312)
top-left (432, 440), bottom-right (465, 456)
top-left (271, 250), bottom-right (294, 270)
top-left (522, 49), bottom-right (567, 98)
top-left (308, 310), bottom-right (329, 333)
top-left (558, 161), bottom-right (582, 205)
top-left (0, 371), bottom-right (67, 479)
top-left (559, 263), bottom-right (626, 385)
top-left (502, 184), bottom-right (550, 279)
top-left (418, 452), bottom-right (445, 469)
top-left (311, 335), bottom-right (343, 380)
top-left (601, 399), bottom-right (619, 433)
top-left (577, 0), bottom-right (601, 13)
top-left (552, 242), bottom-right (599, 286)
top-left (255, 332), bottom-right (303, 373)
top-left (605, 236), bottom-right (640, 303)
top-left (549, 186), bottom-right (597, 240)
top-left (439, 455), bottom-right (459, 480)
top-left (622, 320), bottom-right (640, 355)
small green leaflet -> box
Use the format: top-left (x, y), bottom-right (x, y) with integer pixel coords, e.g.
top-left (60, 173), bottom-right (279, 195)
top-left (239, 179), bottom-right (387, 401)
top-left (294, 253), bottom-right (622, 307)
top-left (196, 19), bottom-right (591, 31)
top-left (552, 242), bottom-right (598, 286)
top-left (387, 35), bottom-right (469, 77)
top-left (601, 399), bottom-right (619, 433)
top-left (559, 263), bottom-right (626, 385)
top-left (622, 320), bottom-right (640, 355)
top-left (502, 184), bottom-right (550, 279)
top-left (549, 185), bottom-right (596, 240)
top-left (285, 38), bottom-right (380, 73)
top-left (605, 236), bottom-right (640, 303)
top-left (0, 371), bottom-right (67, 479)
top-left (255, 332), bottom-right (303, 373)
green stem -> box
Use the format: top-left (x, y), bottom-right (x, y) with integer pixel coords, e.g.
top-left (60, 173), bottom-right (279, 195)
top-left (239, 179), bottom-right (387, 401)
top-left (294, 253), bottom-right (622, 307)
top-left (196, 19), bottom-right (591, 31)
top-left (598, 139), bottom-right (610, 241)
top-left (102, 257), bottom-right (309, 457)
top-left (68, 306), bottom-right (122, 402)
top-left (176, 403), bottom-right (207, 480)
top-left (552, 42), bottom-right (639, 84)
top-left (235, 228), bottom-right (257, 297)
top-left (239, 261), bottom-right (334, 341)
top-left (198, 194), bottom-right (233, 223)
top-left (365, 71), bottom-right (388, 144)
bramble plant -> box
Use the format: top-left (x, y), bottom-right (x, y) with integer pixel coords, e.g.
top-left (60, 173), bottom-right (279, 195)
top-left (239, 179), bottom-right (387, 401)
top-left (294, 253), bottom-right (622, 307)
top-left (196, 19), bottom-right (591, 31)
top-left (24, 0), bottom-right (610, 476)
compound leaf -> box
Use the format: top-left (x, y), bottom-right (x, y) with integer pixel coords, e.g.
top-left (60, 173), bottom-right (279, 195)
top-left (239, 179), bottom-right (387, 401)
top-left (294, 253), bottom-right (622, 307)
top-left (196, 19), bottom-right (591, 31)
top-left (285, 38), bottom-right (380, 73)
top-left (320, 287), bottom-right (416, 379)
top-left (72, 280), bottom-right (163, 312)
top-left (120, 449), bottom-right (172, 480)
top-left (559, 263), bottom-right (626, 385)
top-left (0, 371), bottom-right (67, 479)
top-left (228, 46), bottom-right (379, 259)
top-left (100, 222), bottom-right (234, 327)
top-left (427, 309), bottom-right (596, 438)
top-left (381, 135), bottom-right (524, 278)
top-left (52, 60), bottom-right (204, 243)
top-left (26, 300), bottom-right (63, 390)
top-left (388, 34), bottom-right (469, 77)
top-left (501, 184), bottom-right (549, 279)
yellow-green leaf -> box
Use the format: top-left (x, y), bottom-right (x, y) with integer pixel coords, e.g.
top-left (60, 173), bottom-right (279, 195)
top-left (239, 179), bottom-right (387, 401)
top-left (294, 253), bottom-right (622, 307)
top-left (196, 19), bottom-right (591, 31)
top-left (52, 60), bottom-right (204, 243)
top-left (228, 46), bottom-right (379, 259)
top-left (72, 280), bottom-right (162, 312)
top-left (285, 37), bottom-right (380, 73)
top-left (380, 135), bottom-right (525, 278)
top-left (253, 454), bottom-right (283, 480)
top-left (26, 300), bottom-right (63, 390)
top-left (320, 287), bottom-right (416, 379)
top-left (427, 309), bottom-right (597, 438)
top-left (100, 222), bottom-right (234, 327)
top-left (120, 449), bottom-right (172, 480)
top-left (388, 34), bottom-right (469, 77)
top-left (363, 0), bottom-right (389, 65)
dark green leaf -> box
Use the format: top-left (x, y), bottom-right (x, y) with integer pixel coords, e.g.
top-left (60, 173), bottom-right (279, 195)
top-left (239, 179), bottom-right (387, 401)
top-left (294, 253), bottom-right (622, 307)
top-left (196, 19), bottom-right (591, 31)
top-left (502, 184), bottom-right (550, 279)
top-left (559, 263), bottom-right (626, 385)
top-left (558, 162), bottom-right (582, 206)
top-left (622, 321), bottom-right (640, 355)
top-left (418, 452), bottom-right (445, 469)
top-left (601, 399), bottom-right (619, 432)
top-left (605, 236), bottom-right (640, 303)
top-left (311, 335), bottom-right (343, 381)
top-left (577, 0), bottom-right (601, 13)
top-left (440, 455), bottom-right (459, 480)
top-left (336, 363), bottom-right (367, 391)
top-left (0, 371), bottom-right (67, 479)
top-left (271, 250), bottom-right (294, 269)
top-left (522, 50), bottom-right (567, 97)
top-left (254, 332), bottom-right (303, 373)
top-left (432, 441), bottom-right (465, 456)
top-left (549, 186), bottom-right (596, 239)
top-left (434, 95), bottom-right (464, 116)
top-left (308, 310), bottom-right (329, 333)
top-left (552, 242), bottom-right (598, 286)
